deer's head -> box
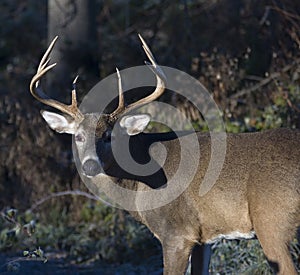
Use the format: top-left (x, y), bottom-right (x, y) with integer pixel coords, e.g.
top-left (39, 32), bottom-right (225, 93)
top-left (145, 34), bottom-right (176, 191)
top-left (30, 35), bottom-right (166, 178)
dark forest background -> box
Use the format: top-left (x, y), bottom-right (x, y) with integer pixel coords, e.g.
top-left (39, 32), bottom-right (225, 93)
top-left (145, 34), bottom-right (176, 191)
top-left (0, 0), bottom-right (299, 273)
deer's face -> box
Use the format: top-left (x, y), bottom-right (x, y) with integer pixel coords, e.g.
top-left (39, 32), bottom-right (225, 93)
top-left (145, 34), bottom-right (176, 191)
top-left (41, 111), bottom-right (151, 178)
top-left (30, 35), bottom-right (164, 178)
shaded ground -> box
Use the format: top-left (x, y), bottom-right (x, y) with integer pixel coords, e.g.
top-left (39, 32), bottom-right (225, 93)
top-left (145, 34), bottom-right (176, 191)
top-left (0, 252), bottom-right (162, 275)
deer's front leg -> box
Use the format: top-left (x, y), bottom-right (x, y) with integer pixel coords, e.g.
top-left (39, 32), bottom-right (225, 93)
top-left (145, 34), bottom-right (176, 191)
top-left (162, 237), bottom-right (194, 275)
top-left (191, 244), bottom-right (211, 275)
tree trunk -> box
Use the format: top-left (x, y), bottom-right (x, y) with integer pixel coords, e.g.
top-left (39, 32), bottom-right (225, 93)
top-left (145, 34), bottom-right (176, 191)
top-left (47, 0), bottom-right (98, 99)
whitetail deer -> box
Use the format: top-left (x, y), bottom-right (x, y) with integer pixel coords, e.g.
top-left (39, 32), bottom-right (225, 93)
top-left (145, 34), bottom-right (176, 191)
top-left (30, 36), bottom-right (300, 275)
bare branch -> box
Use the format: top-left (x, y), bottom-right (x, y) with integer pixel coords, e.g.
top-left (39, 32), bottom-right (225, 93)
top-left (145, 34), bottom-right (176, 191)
top-left (29, 190), bottom-right (111, 212)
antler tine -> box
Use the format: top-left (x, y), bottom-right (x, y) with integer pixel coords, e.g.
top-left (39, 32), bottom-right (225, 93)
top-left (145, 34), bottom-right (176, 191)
top-left (38, 36), bottom-right (58, 71)
top-left (29, 37), bottom-right (83, 121)
top-left (71, 75), bottom-right (80, 106)
top-left (110, 68), bottom-right (125, 117)
top-left (122, 34), bottom-right (166, 113)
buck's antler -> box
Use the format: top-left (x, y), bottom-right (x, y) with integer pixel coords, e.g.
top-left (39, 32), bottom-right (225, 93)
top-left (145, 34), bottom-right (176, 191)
top-left (110, 34), bottom-right (166, 117)
top-left (29, 36), bottom-right (84, 121)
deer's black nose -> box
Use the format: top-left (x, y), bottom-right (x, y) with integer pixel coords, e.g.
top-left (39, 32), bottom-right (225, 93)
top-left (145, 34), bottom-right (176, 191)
top-left (82, 159), bottom-right (101, 177)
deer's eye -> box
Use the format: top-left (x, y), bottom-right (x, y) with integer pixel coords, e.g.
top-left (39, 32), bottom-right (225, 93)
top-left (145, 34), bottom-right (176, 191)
top-left (75, 133), bottom-right (85, 143)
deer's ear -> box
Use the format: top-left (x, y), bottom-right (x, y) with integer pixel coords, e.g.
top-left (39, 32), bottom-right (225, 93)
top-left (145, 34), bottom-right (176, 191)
top-left (41, 110), bottom-right (77, 134)
top-left (119, 114), bottom-right (151, 136)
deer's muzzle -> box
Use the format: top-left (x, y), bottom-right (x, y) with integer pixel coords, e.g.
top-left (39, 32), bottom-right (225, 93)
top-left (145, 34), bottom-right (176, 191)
top-left (82, 159), bottom-right (102, 177)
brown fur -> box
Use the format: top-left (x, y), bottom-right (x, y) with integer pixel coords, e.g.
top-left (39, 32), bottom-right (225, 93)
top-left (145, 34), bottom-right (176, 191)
top-left (88, 127), bottom-right (300, 275)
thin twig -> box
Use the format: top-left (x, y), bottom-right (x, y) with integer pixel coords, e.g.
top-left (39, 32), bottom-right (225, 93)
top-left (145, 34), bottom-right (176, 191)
top-left (267, 6), bottom-right (300, 22)
top-left (263, 5), bottom-right (300, 48)
top-left (29, 190), bottom-right (111, 212)
top-left (231, 60), bottom-right (300, 99)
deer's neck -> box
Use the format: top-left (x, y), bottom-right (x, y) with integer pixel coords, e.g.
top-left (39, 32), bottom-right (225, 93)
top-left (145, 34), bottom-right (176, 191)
top-left (104, 133), bottom-right (180, 188)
